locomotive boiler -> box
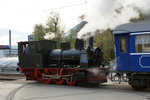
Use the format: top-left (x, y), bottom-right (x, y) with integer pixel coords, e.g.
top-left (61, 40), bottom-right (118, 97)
top-left (18, 37), bottom-right (107, 85)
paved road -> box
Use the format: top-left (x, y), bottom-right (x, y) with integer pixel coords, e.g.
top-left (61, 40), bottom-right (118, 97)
top-left (0, 80), bottom-right (22, 100)
top-left (1, 79), bottom-right (150, 100)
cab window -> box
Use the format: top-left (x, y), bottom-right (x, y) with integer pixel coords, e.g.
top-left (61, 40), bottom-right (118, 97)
top-left (120, 37), bottom-right (127, 53)
top-left (135, 34), bottom-right (150, 52)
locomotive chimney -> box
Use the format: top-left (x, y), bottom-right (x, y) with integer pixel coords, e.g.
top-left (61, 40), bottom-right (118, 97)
top-left (74, 38), bottom-right (84, 50)
top-left (89, 37), bottom-right (93, 49)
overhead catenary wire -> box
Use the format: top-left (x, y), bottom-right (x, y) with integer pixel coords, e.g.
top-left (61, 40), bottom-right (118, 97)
top-left (23, 0), bottom-right (87, 15)
top-left (42, 1), bottom-right (87, 12)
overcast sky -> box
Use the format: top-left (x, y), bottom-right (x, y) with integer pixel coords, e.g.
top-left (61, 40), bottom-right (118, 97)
top-left (0, 0), bottom-right (86, 45)
top-left (1, 0), bottom-right (150, 45)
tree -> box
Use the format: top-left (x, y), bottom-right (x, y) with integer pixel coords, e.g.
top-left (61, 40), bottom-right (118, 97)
top-left (94, 28), bottom-right (114, 64)
top-left (45, 11), bottom-right (65, 48)
top-left (130, 10), bottom-right (145, 22)
top-left (115, 6), bottom-right (145, 22)
top-left (78, 14), bottom-right (86, 22)
top-left (33, 24), bottom-right (45, 41)
top-left (115, 7), bottom-right (123, 14)
top-left (65, 29), bottom-right (77, 48)
top-left (32, 11), bottom-right (65, 48)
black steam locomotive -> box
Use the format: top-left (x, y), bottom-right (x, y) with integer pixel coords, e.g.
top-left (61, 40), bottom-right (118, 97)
top-left (18, 37), bottom-right (107, 85)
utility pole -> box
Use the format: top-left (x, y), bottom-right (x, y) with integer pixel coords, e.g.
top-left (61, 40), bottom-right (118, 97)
top-left (9, 30), bottom-right (11, 56)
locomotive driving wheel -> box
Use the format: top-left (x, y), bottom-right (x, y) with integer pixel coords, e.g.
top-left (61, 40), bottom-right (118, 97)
top-left (43, 79), bottom-right (52, 84)
top-left (53, 79), bottom-right (65, 85)
top-left (66, 76), bottom-right (76, 86)
top-left (42, 70), bottom-right (52, 84)
top-left (66, 79), bottom-right (76, 86)
top-left (53, 68), bottom-right (65, 85)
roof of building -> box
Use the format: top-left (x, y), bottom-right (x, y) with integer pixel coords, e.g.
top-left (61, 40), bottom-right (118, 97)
top-left (113, 21), bottom-right (150, 34)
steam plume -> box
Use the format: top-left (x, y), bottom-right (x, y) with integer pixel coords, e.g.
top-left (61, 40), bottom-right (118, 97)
top-left (44, 32), bottom-right (55, 40)
top-left (78, 0), bottom-right (150, 38)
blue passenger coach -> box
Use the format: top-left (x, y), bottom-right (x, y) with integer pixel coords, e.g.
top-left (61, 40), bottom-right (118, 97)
top-left (113, 21), bottom-right (150, 89)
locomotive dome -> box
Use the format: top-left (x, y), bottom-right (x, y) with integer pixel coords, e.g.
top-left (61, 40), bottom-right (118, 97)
top-left (113, 21), bottom-right (150, 34)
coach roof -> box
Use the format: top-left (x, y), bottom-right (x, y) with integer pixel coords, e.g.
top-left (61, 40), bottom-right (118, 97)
top-left (113, 21), bottom-right (150, 34)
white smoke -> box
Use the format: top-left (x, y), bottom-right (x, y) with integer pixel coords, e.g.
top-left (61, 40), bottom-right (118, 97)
top-left (108, 59), bottom-right (117, 72)
top-left (44, 32), bottom-right (55, 40)
top-left (78, 0), bottom-right (150, 38)
top-left (88, 68), bottom-right (99, 76)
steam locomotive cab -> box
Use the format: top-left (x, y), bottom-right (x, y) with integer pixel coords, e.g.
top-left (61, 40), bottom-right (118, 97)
top-left (18, 37), bottom-right (107, 85)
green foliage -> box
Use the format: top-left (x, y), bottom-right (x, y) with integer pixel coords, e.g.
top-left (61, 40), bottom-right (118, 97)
top-left (94, 28), bottom-right (115, 63)
top-left (33, 24), bottom-right (45, 41)
top-left (45, 11), bottom-right (65, 48)
top-left (65, 29), bottom-right (77, 48)
top-left (115, 6), bottom-right (145, 23)
top-left (45, 12), bottom-right (64, 34)
top-left (115, 7), bottom-right (123, 14)
top-left (78, 14), bottom-right (86, 22)
top-left (32, 11), bottom-right (65, 48)
top-left (130, 10), bottom-right (145, 22)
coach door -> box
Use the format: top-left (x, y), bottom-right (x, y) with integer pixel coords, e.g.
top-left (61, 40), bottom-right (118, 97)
top-left (116, 35), bottom-right (130, 71)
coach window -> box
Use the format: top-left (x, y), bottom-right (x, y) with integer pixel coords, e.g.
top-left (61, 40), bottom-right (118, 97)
top-left (135, 34), bottom-right (150, 52)
top-left (120, 37), bottom-right (127, 53)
